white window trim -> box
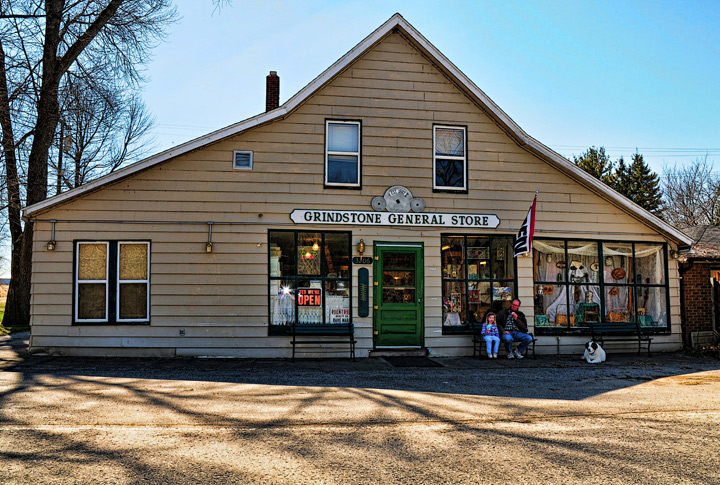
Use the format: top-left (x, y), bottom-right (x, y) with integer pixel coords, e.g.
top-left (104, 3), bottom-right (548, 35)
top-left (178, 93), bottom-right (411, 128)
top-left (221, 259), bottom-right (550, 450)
top-left (116, 241), bottom-right (151, 323)
top-left (433, 125), bottom-right (467, 191)
top-left (325, 120), bottom-right (361, 187)
top-left (75, 241), bottom-right (109, 323)
top-left (233, 150), bottom-right (253, 170)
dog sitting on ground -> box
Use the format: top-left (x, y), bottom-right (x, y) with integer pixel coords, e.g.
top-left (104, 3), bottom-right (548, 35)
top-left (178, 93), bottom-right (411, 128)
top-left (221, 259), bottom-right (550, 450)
top-left (583, 340), bottom-right (606, 364)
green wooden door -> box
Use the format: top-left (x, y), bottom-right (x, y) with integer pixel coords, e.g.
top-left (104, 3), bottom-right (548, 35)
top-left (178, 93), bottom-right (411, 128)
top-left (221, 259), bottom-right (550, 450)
top-left (374, 243), bottom-right (424, 347)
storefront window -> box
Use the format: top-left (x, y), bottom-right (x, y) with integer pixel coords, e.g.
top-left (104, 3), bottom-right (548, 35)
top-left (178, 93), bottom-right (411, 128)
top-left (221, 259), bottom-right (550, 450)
top-left (533, 239), bottom-right (668, 333)
top-left (442, 234), bottom-right (516, 333)
top-left (269, 231), bottom-right (351, 333)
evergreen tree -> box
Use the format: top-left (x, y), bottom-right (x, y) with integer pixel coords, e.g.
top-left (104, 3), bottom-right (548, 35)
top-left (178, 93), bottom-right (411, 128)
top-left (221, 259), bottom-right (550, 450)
top-left (625, 153), bottom-right (664, 214)
top-left (573, 146), bottom-right (615, 185)
top-left (613, 156), bottom-right (631, 195)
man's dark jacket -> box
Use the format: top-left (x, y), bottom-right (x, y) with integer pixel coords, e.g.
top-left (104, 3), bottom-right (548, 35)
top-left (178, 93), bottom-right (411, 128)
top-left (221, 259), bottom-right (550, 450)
top-left (496, 307), bottom-right (528, 333)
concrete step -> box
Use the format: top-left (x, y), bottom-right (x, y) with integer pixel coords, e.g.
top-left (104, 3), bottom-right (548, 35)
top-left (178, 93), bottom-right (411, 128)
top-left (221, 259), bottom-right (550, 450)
top-left (368, 348), bottom-right (428, 358)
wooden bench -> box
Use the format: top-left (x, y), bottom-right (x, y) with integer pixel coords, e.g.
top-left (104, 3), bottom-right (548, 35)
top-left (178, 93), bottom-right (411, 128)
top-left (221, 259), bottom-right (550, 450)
top-left (588, 320), bottom-right (653, 356)
top-left (469, 322), bottom-right (537, 358)
top-left (291, 323), bottom-right (356, 361)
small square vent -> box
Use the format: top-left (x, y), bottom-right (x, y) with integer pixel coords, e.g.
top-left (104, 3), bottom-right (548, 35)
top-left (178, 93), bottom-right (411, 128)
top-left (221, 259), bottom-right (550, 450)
top-left (233, 150), bottom-right (253, 170)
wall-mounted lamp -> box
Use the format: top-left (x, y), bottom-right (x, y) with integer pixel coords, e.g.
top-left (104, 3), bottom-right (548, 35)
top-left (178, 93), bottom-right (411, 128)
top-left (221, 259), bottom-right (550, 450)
top-left (47, 220), bottom-right (57, 251)
top-left (670, 249), bottom-right (678, 260)
top-left (206, 222), bottom-right (214, 253)
top-left (357, 239), bottom-right (366, 256)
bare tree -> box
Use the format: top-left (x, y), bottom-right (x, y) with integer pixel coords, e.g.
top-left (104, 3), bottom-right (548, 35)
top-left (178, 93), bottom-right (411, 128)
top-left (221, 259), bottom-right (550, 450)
top-left (662, 156), bottom-right (720, 228)
top-left (52, 74), bottom-right (155, 192)
top-left (0, 1), bottom-right (177, 326)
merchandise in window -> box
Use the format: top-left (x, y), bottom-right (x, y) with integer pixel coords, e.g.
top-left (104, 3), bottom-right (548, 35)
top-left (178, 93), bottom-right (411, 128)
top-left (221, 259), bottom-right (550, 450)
top-left (533, 239), bottom-right (668, 333)
top-left (75, 241), bottom-right (150, 324)
top-left (441, 235), bottom-right (516, 333)
top-left (269, 231), bottom-right (351, 333)
top-left (433, 125), bottom-right (467, 191)
top-left (325, 120), bottom-right (361, 187)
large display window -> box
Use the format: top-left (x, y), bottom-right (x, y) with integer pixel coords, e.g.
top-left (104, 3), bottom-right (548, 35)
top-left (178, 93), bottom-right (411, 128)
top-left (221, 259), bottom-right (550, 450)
top-left (441, 234), bottom-right (517, 334)
top-left (268, 231), bottom-right (351, 334)
top-left (533, 239), bottom-right (669, 334)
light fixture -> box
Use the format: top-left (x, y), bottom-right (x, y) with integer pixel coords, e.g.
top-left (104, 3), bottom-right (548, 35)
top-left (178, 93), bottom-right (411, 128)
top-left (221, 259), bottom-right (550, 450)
top-left (670, 249), bottom-right (679, 259)
top-left (312, 242), bottom-right (319, 251)
top-left (358, 239), bottom-right (366, 256)
top-left (304, 249), bottom-right (313, 259)
top-left (441, 245), bottom-right (450, 251)
top-left (47, 220), bottom-right (57, 251)
top-left (206, 222), bottom-right (214, 253)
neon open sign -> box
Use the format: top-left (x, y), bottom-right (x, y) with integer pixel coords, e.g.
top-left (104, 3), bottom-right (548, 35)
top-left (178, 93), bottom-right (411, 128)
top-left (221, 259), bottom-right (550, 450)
top-left (297, 288), bottom-right (322, 306)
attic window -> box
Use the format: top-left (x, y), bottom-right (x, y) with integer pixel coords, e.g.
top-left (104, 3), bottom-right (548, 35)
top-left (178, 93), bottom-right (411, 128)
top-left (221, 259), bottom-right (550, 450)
top-left (433, 125), bottom-right (467, 192)
top-left (233, 150), bottom-right (253, 170)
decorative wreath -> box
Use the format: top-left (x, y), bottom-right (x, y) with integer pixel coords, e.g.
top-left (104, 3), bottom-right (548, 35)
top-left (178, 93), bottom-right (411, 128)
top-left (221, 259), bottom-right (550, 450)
top-left (611, 268), bottom-right (626, 280)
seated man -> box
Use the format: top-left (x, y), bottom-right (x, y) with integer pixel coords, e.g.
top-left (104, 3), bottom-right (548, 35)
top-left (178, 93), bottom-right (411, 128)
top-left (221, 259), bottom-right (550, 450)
top-left (497, 299), bottom-right (533, 359)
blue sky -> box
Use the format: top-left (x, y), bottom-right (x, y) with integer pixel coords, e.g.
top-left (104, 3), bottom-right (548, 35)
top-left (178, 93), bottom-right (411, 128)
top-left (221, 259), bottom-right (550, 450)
top-left (141, 0), bottom-right (719, 175)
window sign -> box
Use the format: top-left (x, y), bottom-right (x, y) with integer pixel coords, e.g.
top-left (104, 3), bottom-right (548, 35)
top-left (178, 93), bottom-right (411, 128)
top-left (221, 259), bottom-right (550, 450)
top-left (298, 288), bottom-right (322, 306)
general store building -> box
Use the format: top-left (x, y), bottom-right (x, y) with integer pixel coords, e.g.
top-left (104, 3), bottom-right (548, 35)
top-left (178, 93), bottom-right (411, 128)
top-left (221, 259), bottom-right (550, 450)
top-left (23, 14), bottom-right (691, 358)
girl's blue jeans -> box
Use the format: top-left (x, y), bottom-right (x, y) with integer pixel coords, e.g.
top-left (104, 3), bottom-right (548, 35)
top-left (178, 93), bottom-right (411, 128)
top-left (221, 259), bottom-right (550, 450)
top-left (483, 335), bottom-right (500, 355)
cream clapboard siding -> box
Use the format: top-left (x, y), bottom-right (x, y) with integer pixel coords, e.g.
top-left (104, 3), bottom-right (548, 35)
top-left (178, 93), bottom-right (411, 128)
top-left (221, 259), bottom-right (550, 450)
top-left (29, 32), bottom-right (681, 356)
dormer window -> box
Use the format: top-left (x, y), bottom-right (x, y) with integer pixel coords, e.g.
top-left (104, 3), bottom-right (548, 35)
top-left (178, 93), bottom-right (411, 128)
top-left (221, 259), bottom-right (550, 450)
top-left (433, 125), bottom-right (467, 191)
top-left (325, 120), bottom-right (361, 188)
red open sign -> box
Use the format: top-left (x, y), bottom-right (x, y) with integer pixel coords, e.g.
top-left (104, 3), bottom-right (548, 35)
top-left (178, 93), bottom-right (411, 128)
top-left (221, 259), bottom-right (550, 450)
top-left (298, 288), bottom-right (322, 306)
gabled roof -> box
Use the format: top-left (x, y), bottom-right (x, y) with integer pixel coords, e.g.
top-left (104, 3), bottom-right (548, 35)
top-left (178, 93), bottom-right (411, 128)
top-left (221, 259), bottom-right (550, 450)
top-left (22, 13), bottom-right (692, 246)
top-left (679, 225), bottom-right (720, 260)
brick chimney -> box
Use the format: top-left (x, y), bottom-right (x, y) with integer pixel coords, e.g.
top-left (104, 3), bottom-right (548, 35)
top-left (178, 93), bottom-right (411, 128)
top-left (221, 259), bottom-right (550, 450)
top-left (266, 71), bottom-right (279, 112)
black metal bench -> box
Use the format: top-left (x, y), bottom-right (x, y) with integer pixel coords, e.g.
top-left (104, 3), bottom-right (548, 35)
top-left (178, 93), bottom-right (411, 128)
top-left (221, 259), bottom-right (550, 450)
top-left (588, 320), bottom-right (653, 356)
top-left (291, 323), bottom-right (356, 361)
top-left (469, 322), bottom-right (537, 358)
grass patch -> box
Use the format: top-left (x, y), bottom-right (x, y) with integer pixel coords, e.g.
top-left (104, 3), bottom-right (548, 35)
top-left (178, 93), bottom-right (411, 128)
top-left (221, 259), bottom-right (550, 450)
top-left (0, 301), bottom-right (30, 335)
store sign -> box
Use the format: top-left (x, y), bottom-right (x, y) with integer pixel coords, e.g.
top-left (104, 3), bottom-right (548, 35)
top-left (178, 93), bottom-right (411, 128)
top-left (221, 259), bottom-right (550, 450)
top-left (330, 307), bottom-right (350, 323)
top-left (290, 209), bottom-right (499, 228)
top-left (297, 288), bottom-right (321, 306)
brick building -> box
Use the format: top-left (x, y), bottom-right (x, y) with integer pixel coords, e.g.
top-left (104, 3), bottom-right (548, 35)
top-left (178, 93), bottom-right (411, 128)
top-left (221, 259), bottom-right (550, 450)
top-left (679, 225), bottom-right (720, 348)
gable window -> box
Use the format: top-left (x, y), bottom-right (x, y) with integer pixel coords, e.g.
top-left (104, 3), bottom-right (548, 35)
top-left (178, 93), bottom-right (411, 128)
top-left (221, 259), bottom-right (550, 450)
top-left (75, 241), bottom-right (150, 324)
top-left (325, 120), bottom-right (361, 188)
top-left (433, 125), bottom-right (467, 191)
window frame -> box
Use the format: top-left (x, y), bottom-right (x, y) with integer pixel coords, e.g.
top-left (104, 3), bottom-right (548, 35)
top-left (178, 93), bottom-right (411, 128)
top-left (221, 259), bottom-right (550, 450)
top-left (532, 237), bottom-right (670, 335)
top-left (440, 233), bottom-right (518, 335)
top-left (324, 119), bottom-right (362, 189)
top-left (74, 241), bottom-right (110, 323)
top-left (433, 124), bottom-right (468, 193)
top-left (73, 240), bottom-right (151, 325)
top-left (116, 241), bottom-right (151, 323)
top-left (268, 230), bottom-right (352, 335)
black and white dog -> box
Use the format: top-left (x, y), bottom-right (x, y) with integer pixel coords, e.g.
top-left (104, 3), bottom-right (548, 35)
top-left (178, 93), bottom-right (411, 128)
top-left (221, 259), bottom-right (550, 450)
top-left (583, 340), bottom-right (606, 364)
